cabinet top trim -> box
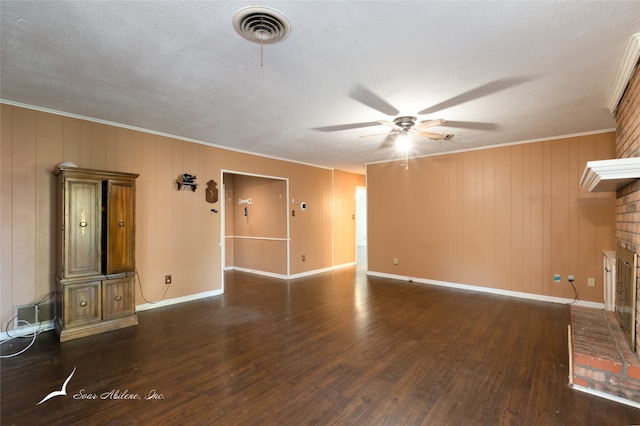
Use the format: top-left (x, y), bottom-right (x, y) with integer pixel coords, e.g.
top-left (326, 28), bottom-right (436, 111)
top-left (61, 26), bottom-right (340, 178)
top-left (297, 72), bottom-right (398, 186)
top-left (54, 165), bottom-right (139, 179)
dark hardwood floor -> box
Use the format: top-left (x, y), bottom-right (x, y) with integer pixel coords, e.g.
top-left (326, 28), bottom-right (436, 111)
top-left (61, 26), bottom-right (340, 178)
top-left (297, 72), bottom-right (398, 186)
top-left (2, 267), bottom-right (640, 425)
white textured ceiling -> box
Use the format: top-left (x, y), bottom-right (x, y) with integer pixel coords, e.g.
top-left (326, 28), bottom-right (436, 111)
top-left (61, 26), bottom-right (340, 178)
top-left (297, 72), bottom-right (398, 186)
top-left (2, 1), bottom-right (639, 173)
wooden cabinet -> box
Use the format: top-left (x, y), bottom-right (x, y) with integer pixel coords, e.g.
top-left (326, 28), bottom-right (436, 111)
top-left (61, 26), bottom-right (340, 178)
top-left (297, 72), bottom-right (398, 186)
top-left (54, 165), bottom-right (139, 342)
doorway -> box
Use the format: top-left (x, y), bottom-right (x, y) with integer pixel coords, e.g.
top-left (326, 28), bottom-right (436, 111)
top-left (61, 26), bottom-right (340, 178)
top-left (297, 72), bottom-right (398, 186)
top-left (356, 186), bottom-right (367, 269)
top-left (221, 171), bottom-right (290, 284)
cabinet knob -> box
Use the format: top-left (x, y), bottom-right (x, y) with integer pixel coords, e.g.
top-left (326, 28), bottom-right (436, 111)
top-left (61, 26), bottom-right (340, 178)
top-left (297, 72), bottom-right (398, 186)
top-left (114, 295), bottom-right (122, 302)
top-left (79, 298), bottom-right (87, 308)
top-left (118, 220), bottom-right (125, 228)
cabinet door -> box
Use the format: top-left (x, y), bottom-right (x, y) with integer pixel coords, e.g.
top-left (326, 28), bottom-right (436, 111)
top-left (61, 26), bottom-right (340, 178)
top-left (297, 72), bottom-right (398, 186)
top-left (105, 180), bottom-right (136, 274)
top-left (102, 276), bottom-right (135, 320)
top-left (64, 178), bottom-right (102, 278)
top-left (64, 281), bottom-right (101, 327)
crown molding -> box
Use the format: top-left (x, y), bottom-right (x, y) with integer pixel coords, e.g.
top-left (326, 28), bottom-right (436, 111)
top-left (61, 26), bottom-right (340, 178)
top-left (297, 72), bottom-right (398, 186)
top-left (606, 33), bottom-right (640, 114)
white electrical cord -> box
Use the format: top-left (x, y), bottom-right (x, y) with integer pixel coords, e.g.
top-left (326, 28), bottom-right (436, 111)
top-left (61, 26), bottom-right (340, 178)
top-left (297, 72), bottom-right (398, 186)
top-left (1, 292), bottom-right (54, 358)
top-left (0, 319), bottom-right (39, 358)
top-left (136, 269), bottom-right (170, 304)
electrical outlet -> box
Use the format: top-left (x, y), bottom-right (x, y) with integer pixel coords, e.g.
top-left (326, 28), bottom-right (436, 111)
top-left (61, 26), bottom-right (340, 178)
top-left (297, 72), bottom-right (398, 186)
top-left (553, 274), bottom-right (561, 283)
top-left (165, 275), bottom-right (172, 284)
top-left (302, 255), bottom-right (306, 261)
top-left (393, 258), bottom-right (399, 265)
top-left (588, 277), bottom-right (595, 287)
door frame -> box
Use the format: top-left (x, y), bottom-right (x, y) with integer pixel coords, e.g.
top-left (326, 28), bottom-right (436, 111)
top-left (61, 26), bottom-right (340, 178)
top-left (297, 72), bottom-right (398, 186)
top-left (220, 169), bottom-right (290, 291)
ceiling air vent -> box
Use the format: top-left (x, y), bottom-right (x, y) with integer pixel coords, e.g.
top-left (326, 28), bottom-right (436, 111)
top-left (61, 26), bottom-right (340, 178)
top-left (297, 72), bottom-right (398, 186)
top-left (233, 6), bottom-right (291, 44)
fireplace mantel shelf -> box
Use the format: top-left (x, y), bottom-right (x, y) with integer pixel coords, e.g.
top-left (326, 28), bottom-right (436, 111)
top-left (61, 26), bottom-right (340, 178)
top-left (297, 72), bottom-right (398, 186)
top-left (580, 157), bottom-right (640, 192)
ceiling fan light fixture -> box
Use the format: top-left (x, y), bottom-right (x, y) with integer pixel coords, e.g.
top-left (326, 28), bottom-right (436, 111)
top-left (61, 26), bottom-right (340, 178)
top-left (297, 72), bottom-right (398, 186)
top-left (396, 132), bottom-right (412, 153)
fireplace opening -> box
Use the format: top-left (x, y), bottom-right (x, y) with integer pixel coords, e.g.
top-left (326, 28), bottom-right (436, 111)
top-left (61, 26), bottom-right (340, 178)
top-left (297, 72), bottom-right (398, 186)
top-left (615, 245), bottom-right (639, 351)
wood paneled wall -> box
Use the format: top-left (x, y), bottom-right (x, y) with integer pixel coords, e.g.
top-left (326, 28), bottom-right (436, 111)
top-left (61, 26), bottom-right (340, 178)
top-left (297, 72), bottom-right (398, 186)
top-left (288, 164), bottom-right (335, 274)
top-left (0, 104), bottom-right (364, 328)
top-left (367, 133), bottom-right (617, 303)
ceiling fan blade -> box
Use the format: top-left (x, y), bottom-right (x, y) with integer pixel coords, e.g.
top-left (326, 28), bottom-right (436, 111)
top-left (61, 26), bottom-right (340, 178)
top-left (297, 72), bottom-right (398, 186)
top-left (415, 130), bottom-right (454, 141)
top-left (350, 85), bottom-right (400, 116)
top-left (378, 120), bottom-right (403, 130)
top-left (312, 121), bottom-right (382, 132)
top-left (379, 132), bottom-right (398, 150)
top-left (436, 120), bottom-right (498, 131)
top-left (416, 118), bottom-right (447, 130)
top-left (359, 131), bottom-right (393, 138)
top-left (417, 77), bottom-right (532, 115)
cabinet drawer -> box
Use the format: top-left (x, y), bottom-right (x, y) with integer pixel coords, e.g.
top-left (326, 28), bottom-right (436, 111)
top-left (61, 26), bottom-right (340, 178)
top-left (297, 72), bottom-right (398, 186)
top-left (64, 281), bottom-right (101, 327)
top-left (102, 277), bottom-right (135, 320)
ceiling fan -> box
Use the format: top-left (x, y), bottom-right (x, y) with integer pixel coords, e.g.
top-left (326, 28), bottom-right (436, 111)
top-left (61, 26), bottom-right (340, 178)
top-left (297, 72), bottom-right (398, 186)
top-left (314, 79), bottom-right (530, 148)
top-left (369, 116), bottom-right (454, 142)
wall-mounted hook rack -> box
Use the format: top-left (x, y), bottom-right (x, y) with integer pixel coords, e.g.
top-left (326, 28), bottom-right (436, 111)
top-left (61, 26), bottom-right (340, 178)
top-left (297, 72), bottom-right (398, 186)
top-left (177, 173), bottom-right (198, 191)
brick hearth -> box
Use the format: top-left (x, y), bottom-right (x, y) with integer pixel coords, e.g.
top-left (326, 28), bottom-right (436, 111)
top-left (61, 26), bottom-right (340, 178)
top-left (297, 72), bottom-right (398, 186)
top-left (570, 306), bottom-right (640, 406)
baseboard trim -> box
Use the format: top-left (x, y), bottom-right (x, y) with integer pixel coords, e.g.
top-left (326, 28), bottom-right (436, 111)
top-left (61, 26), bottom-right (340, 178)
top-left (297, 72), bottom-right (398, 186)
top-left (1, 292), bottom-right (227, 338)
top-left (288, 262), bottom-right (356, 279)
top-left (230, 262), bottom-right (357, 280)
top-left (0, 320), bottom-right (55, 341)
top-left (231, 267), bottom-right (289, 280)
top-left (366, 271), bottom-right (605, 309)
top-left (136, 289), bottom-right (224, 312)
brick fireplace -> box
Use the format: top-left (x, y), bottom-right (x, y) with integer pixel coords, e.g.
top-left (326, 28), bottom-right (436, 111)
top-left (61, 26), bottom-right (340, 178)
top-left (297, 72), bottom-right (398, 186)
top-left (614, 47), bottom-right (640, 354)
top-left (570, 34), bottom-right (640, 407)
top-left (570, 306), bottom-right (640, 403)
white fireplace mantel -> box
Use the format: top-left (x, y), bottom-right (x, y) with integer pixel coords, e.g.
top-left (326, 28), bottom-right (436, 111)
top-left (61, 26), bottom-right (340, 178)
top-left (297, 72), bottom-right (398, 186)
top-left (580, 157), bottom-right (640, 192)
